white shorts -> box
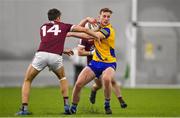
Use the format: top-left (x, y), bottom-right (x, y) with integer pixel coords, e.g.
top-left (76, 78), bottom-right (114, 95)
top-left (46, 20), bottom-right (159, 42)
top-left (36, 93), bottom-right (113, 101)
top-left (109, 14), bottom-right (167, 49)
top-left (32, 51), bottom-right (63, 71)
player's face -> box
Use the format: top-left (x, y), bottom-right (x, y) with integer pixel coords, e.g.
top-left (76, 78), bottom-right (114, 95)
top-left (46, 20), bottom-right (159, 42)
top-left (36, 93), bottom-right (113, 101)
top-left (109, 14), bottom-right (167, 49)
top-left (99, 12), bottom-right (111, 26)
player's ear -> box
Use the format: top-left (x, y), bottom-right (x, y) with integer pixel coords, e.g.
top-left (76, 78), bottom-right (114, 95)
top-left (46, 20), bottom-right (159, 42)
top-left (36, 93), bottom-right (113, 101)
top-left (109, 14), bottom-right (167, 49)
top-left (57, 16), bottom-right (60, 21)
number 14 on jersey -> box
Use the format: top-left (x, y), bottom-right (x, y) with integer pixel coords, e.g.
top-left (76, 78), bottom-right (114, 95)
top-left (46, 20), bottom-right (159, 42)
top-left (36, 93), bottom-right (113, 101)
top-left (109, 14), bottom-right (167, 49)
top-left (41, 25), bottom-right (61, 36)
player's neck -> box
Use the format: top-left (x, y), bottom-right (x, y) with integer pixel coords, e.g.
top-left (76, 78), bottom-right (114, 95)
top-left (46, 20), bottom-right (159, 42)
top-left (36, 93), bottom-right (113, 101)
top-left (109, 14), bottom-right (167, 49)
top-left (54, 17), bottom-right (61, 22)
top-left (101, 23), bottom-right (110, 27)
top-left (54, 19), bottom-right (60, 22)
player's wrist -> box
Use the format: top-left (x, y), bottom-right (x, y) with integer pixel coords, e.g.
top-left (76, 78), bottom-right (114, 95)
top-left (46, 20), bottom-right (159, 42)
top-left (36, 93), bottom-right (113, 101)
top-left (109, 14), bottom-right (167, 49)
top-left (89, 50), bottom-right (94, 56)
top-left (89, 51), bottom-right (92, 56)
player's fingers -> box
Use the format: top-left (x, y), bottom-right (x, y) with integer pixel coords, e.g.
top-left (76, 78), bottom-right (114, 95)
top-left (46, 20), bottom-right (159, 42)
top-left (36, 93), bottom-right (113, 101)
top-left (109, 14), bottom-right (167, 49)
top-left (67, 53), bottom-right (71, 56)
top-left (88, 17), bottom-right (97, 24)
top-left (97, 38), bottom-right (101, 45)
top-left (92, 19), bottom-right (97, 24)
top-left (70, 50), bottom-right (74, 55)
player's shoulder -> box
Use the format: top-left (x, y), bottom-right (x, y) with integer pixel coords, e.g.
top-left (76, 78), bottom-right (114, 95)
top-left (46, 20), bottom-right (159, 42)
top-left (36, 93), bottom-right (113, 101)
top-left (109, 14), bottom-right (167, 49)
top-left (42, 21), bottom-right (72, 26)
top-left (103, 24), bottom-right (114, 30)
top-left (100, 27), bottom-right (110, 38)
top-left (59, 22), bottom-right (73, 26)
top-left (99, 24), bottom-right (115, 38)
top-left (103, 24), bottom-right (115, 33)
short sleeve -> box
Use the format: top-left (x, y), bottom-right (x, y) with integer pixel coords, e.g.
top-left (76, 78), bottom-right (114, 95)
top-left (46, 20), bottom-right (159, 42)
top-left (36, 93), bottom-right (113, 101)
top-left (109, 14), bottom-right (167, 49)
top-left (100, 28), bottom-right (110, 38)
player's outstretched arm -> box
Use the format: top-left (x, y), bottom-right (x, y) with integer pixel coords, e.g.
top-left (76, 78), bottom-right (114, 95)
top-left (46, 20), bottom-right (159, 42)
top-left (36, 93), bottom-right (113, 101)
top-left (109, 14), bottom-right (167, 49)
top-left (71, 25), bottom-right (98, 38)
top-left (67, 32), bottom-right (94, 39)
top-left (71, 25), bottom-right (101, 44)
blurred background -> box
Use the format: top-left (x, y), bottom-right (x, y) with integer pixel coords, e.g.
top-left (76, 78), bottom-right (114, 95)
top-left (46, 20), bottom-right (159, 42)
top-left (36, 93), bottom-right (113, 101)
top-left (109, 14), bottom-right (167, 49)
top-left (0, 0), bottom-right (180, 87)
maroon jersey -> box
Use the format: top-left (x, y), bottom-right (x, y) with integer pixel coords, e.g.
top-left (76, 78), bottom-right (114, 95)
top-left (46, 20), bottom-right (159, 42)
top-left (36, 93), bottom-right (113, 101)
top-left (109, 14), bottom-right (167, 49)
top-left (38, 21), bottom-right (72, 55)
top-left (80, 39), bottom-right (94, 64)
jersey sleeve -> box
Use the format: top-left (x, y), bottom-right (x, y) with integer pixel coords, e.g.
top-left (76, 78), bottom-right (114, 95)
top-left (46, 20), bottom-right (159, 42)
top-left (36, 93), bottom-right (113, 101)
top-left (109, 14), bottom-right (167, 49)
top-left (100, 27), bottom-right (110, 38)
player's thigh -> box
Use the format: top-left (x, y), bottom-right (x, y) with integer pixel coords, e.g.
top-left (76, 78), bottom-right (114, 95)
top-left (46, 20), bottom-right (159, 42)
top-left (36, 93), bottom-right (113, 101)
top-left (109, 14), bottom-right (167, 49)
top-left (24, 64), bottom-right (40, 81)
top-left (94, 78), bottom-right (102, 87)
top-left (53, 66), bottom-right (65, 80)
top-left (111, 78), bottom-right (117, 85)
top-left (102, 67), bottom-right (115, 81)
top-left (76, 66), bottom-right (95, 86)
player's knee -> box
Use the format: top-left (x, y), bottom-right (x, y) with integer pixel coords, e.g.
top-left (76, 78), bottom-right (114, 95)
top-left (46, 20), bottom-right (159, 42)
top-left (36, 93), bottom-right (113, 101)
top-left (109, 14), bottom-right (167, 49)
top-left (111, 80), bottom-right (116, 85)
top-left (93, 83), bottom-right (102, 89)
top-left (59, 77), bottom-right (66, 81)
top-left (103, 76), bottom-right (111, 83)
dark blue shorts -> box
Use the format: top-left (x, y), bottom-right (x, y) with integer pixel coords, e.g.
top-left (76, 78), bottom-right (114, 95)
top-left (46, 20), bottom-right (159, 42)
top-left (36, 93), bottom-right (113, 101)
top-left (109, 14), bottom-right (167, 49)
top-left (88, 60), bottom-right (117, 78)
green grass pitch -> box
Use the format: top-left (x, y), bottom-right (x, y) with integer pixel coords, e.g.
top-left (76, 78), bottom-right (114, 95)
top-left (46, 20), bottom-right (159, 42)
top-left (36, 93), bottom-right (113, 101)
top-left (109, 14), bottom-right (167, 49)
top-left (0, 87), bottom-right (180, 117)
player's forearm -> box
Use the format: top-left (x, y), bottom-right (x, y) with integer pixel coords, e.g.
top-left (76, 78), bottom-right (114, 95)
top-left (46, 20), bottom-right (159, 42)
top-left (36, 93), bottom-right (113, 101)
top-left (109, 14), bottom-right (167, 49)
top-left (84, 28), bottom-right (99, 39)
top-left (67, 32), bottom-right (94, 39)
top-left (78, 50), bottom-right (90, 56)
top-left (71, 25), bottom-right (100, 43)
top-left (77, 46), bottom-right (88, 56)
top-left (77, 48), bottom-right (93, 56)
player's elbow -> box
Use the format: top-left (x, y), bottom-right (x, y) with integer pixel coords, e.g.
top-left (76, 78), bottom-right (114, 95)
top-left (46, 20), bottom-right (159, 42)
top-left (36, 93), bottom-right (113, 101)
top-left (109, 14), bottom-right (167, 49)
top-left (66, 32), bottom-right (71, 37)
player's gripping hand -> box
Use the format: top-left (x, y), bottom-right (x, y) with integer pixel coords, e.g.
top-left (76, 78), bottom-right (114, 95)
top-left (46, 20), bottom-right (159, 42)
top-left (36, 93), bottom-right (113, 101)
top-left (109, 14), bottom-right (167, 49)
top-left (89, 49), bottom-right (95, 56)
top-left (86, 17), bottom-right (97, 24)
top-left (94, 34), bottom-right (101, 45)
top-left (63, 48), bottom-right (74, 56)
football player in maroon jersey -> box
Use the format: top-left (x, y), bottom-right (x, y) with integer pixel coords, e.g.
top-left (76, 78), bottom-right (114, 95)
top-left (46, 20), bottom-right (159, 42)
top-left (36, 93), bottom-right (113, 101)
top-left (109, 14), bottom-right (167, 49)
top-left (16, 8), bottom-right (100, 115)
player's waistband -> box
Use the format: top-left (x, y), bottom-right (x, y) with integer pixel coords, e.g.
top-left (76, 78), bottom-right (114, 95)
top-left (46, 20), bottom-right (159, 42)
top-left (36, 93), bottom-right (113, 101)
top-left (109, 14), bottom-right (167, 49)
top-left (37, 51), bottom-right (62, 56)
